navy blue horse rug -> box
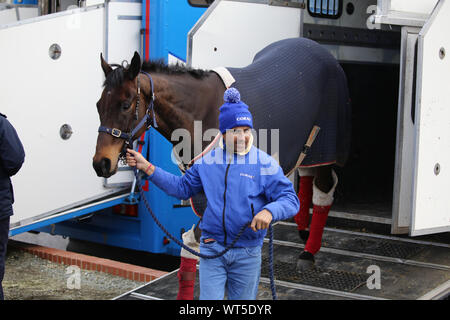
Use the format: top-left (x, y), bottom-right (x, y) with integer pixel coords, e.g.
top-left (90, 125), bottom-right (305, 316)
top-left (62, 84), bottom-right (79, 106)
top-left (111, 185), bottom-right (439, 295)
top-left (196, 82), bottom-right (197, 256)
top-left (227, 37), bottom-right (351, 173)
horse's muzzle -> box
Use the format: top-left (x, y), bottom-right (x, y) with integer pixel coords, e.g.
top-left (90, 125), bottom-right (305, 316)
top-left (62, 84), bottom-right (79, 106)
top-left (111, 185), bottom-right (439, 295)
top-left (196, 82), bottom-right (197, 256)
top-left (93, 158), bottom-right (113, 178)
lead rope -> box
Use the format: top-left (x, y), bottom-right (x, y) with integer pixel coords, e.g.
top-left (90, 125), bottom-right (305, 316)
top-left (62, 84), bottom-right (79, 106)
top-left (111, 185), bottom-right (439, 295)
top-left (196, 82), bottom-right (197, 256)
top-left (268, 223), bottom-right (277, 299)
top-left (133, 168), bottom-right (277, 300)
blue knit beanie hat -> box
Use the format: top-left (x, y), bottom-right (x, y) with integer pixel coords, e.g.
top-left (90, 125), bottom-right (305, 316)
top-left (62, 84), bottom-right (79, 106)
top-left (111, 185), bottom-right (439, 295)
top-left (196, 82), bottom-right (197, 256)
top-left (219, 88), bottom-right (253, 134)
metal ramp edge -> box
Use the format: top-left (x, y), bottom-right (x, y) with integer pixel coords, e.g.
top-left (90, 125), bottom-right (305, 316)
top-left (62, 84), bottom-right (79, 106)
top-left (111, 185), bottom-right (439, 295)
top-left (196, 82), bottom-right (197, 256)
top-left (9, 190), bottom-right (130, 237)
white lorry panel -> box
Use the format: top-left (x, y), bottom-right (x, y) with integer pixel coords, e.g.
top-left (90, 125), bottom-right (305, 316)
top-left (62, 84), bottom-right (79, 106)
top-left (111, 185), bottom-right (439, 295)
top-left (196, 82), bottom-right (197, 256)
top-left (106, 1), bottom-right (141, 64)
top-left (0, 4), bottom-right (137, 229)
top-left (389, 0), bottom-right (437, 15)
top-left (376, 0), bottom-right (439, 27)
top-left (103, 1), bottom-right (141, 189)
top-left (188, 0), bottom-right (301, 69)
top-left (411, 0), bottom-right (450, 235)
top-left (0, 7), bottom-right (17, 24)
top-left (0, 5), bottom-right (39, 26)
top-left (391, 26), bottom-right (421, 234)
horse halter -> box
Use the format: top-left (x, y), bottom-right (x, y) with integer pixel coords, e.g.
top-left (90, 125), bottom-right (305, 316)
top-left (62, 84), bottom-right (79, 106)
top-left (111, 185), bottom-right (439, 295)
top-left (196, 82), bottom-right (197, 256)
top-left (98, 71), bottom-right (158, 161)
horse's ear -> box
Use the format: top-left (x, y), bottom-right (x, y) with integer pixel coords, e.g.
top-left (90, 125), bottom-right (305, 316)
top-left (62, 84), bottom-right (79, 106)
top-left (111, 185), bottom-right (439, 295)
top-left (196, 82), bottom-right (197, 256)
top-left (100, 53), bottom-right (112, 77)
top-left (128, 51), bottom-right (141, 80)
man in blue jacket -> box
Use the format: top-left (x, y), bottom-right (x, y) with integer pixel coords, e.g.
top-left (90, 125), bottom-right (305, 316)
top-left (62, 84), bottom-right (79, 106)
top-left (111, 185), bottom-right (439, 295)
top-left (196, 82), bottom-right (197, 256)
top-left (0, 113), bottom-right (25, 300)
top-left (126, 88), bottom-right (299, 300)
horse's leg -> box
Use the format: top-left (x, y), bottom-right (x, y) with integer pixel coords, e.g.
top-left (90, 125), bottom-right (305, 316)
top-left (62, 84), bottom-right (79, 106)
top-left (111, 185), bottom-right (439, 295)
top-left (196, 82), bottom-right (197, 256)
top-left (194, 222), bottom-right (202, 243)
top-left (297, 165), bottom-right (338, 271)
top-left (177, 223), bottom-right (201, 300)
top-left (294, 168), bottom-right (315, 243)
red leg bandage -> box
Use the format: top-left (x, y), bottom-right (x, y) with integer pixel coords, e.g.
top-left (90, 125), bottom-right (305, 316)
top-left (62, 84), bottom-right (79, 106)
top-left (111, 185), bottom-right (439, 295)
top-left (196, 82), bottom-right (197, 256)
top-left (304, 204), bottom-right (331, 255)
top-left (294, 176), bottom-right (313, 230)
top-left (176, 257), bottom-right (197, 300)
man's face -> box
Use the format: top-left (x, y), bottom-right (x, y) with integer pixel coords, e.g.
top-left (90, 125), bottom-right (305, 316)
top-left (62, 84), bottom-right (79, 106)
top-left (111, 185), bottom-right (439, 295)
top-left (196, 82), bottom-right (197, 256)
top-left (223, 126), bottom-right (252, 154)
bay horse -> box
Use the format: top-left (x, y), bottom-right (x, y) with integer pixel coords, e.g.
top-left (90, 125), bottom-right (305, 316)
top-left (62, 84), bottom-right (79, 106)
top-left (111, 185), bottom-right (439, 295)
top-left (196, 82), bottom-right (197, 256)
top-left (93, 38), bottom-right (351, 276)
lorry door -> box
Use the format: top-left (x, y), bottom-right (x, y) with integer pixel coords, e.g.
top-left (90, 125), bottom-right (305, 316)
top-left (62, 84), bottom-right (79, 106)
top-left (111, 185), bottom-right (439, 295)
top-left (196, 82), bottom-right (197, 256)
top-left (0, 3), bottom-right (139, 232)
top-left (411, 0), bottom-right (450, 236)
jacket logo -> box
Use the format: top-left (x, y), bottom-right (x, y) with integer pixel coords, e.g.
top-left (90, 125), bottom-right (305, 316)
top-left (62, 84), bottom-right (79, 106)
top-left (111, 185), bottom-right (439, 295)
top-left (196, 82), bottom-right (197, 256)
top-left (240, 173), bottom-right (254, 179)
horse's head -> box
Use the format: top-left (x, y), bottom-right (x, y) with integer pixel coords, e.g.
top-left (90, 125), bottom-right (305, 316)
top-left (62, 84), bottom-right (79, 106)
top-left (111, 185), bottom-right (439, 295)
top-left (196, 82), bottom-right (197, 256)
top-left (93, 51), bottom-right (151, 177)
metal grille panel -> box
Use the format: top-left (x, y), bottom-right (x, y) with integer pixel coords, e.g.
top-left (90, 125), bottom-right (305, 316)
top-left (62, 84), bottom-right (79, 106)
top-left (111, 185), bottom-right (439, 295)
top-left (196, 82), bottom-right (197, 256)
top-left (261, 258), bottom-right (366, 292)
top-left (348, 238), bottom-right (424, 259)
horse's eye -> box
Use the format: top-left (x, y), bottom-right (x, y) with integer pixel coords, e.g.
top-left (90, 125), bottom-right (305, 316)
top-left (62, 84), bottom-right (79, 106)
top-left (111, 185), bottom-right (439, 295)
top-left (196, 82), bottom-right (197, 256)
top-left (121, 102), bottom-right (131, 110)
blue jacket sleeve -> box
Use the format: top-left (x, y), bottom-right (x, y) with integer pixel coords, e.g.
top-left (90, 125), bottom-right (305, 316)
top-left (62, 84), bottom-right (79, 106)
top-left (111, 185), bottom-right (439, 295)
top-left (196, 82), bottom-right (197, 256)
top-left (0, 117), bottom-right (25, 177)
top-left (147, 163), bottom-right (203, 200)
top-left (261, 161), bottom-right (299, 222)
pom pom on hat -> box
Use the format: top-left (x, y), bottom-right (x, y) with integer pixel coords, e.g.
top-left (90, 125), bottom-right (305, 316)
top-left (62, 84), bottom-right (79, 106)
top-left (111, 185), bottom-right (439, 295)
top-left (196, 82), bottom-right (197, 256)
top-left (223, 87), bottom-right (241, 103)
top-left (219, 88), bottom-right (253, 134)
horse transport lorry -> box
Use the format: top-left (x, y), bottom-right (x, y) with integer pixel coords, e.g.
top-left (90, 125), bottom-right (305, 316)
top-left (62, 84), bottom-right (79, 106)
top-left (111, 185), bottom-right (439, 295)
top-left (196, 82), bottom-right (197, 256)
top-left (1, 0), bottom-right (449, 299)
top-left (2, 0), bottom-right (205, 257)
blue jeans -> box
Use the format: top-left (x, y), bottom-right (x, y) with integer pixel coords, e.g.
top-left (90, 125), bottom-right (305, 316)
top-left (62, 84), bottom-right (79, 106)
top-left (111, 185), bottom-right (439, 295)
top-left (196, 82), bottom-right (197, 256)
top-left (199, 240), bottom-right (261, 300)
top-left (0, 217), bottom-right (10, 301)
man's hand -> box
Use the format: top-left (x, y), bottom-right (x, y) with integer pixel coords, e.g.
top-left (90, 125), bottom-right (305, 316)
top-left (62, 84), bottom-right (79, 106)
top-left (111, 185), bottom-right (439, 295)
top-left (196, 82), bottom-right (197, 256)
top-left (250, 209), bottom-right (273, 232)
top-left (126, 148), bottom-right (154, 175)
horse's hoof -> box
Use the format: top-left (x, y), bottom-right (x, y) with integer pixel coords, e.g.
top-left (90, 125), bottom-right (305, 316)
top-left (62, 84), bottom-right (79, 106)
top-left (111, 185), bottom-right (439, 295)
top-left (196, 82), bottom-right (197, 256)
top-left (296, 251), bottom-right (315, 272)
top-left (298, 230), bottom-right (309, 244)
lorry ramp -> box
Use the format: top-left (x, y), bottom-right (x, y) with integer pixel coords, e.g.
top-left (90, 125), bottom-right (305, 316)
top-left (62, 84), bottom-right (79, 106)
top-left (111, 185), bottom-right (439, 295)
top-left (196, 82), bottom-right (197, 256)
top-left (114, 220), bottom-right (450, 300)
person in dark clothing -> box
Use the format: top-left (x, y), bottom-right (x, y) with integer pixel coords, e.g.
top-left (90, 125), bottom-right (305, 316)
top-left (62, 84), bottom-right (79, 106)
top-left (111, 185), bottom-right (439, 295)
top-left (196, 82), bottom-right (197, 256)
top-left (0, 113), bottom-right (25, 300)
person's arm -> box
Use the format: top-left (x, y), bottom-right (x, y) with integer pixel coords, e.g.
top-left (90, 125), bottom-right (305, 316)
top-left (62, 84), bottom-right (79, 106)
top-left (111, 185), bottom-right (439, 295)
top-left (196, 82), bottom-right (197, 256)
top-left (126, 148), bottom-right (202, 200)
top-left (262, 167), bottom-right (300, 221)
top-left (0, 117), bottom-right (25, 177)
top-left (250, 160), bottom-right (300, 232)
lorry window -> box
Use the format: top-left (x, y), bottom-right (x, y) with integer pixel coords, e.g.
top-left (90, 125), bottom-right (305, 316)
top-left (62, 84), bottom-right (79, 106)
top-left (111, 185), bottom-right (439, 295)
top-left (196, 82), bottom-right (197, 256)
top-left (308, 0), bottom-right (342, 19)
top-left (189, 0), bottom-right (215, 7)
